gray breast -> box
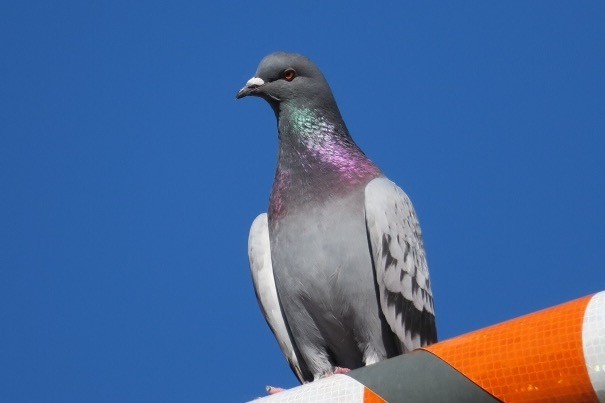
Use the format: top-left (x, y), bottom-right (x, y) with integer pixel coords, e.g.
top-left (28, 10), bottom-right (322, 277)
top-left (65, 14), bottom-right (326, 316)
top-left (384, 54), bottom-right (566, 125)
top-left (268, 188), bottom-right (387, 375)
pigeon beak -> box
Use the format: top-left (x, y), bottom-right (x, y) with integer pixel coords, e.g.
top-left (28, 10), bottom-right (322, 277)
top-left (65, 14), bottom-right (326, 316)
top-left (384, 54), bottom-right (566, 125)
top-left (236, 77), bottom-right (265, 99)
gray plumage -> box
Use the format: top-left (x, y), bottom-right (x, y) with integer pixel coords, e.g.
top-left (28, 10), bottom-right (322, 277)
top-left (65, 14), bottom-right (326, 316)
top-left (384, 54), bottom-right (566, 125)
top-left (238, 52), bottom-right (437, 383)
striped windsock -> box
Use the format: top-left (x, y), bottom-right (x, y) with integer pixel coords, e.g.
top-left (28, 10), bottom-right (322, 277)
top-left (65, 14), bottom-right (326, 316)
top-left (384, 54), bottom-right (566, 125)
top-left (250, 291), bottom-right (605, 402)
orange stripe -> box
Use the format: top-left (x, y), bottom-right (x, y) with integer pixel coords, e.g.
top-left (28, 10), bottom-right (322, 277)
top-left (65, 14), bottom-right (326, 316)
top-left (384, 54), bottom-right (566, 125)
top-left (424, 295), bottom-right (597, 402)
top-left (363, 386), bottom-right (386, 403)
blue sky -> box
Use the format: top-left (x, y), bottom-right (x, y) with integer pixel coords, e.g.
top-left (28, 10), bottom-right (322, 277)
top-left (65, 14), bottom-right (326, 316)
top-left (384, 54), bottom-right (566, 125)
top-left (1, 2), bottom-right (604, 401)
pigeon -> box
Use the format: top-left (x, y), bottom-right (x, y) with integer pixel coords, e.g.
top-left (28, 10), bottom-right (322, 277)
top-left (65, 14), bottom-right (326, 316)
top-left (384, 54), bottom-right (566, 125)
top-left (237, 52), bottom-right (437, 384)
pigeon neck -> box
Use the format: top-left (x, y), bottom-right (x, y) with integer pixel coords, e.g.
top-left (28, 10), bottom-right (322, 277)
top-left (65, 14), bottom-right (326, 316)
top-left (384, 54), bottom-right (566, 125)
top-left (269, 104), bottom-right (381, 218)
top-left (278, 104), bottom-right (378, 176)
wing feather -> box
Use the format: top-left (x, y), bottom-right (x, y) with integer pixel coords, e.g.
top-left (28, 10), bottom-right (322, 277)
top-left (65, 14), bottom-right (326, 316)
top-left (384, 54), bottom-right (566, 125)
top-left (364, 178), bottom-right (437, 352)
top-left (248, 213), bottom-right (304, 382)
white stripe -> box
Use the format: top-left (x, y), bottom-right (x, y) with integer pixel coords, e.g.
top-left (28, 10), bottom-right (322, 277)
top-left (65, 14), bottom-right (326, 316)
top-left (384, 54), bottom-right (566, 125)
top-left (583, 291), bottom-right (605, 401)
top-left (249, 374), bottom-right (365, 402)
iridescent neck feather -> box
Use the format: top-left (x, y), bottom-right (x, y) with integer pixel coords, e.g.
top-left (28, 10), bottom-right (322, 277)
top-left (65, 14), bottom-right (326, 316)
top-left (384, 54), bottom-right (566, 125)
top-left (269, 105), bottom-right (381, 218)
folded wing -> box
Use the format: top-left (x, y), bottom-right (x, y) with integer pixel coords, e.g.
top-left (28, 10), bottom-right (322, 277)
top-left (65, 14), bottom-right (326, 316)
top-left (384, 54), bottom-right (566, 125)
top-left (248, 213), bottom-right (304, 382)
top-left (364, 178), bottom-right (437, 352)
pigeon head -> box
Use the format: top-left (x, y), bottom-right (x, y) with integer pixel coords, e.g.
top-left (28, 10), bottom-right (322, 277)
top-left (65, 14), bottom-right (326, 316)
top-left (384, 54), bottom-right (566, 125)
top-left (237, 53), bottom-right (382, 213)
top-left (236, 52), bottom-right (338, 114)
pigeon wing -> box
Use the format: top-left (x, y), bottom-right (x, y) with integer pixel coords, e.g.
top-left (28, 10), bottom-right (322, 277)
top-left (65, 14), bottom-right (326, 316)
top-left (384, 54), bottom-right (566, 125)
top-left (248, 213), bottom-right (304, 382)
top-left (364, 178), bottom-right (437, 352)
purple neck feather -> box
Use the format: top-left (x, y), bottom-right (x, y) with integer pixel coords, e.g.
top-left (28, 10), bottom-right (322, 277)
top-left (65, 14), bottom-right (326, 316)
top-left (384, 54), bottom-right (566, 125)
top-left (269, 106), bottom-right (381, 219)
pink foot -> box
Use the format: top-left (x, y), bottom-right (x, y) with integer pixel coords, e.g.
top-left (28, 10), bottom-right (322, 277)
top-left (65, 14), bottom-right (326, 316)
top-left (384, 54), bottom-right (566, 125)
top-left (332, 367), bottom-right (351, 375)
top-left (266, 386), bottom-right (286, 395)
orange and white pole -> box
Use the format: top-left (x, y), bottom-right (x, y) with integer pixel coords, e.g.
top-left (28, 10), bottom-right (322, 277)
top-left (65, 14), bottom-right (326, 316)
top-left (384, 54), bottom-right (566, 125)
top-left (423, 291), bottom-right (605, 401)
top-left (252, 291), bottom-right (605, 402)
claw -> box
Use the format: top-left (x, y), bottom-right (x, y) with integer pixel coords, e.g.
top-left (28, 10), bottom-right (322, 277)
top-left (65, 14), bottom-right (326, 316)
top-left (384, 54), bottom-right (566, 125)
top-left (266, 385), bottom-right (286, 395)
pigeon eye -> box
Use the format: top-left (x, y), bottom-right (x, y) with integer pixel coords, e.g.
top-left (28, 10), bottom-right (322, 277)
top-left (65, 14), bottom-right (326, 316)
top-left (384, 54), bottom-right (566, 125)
top-left (283, 69), bottom-right (296, 81)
